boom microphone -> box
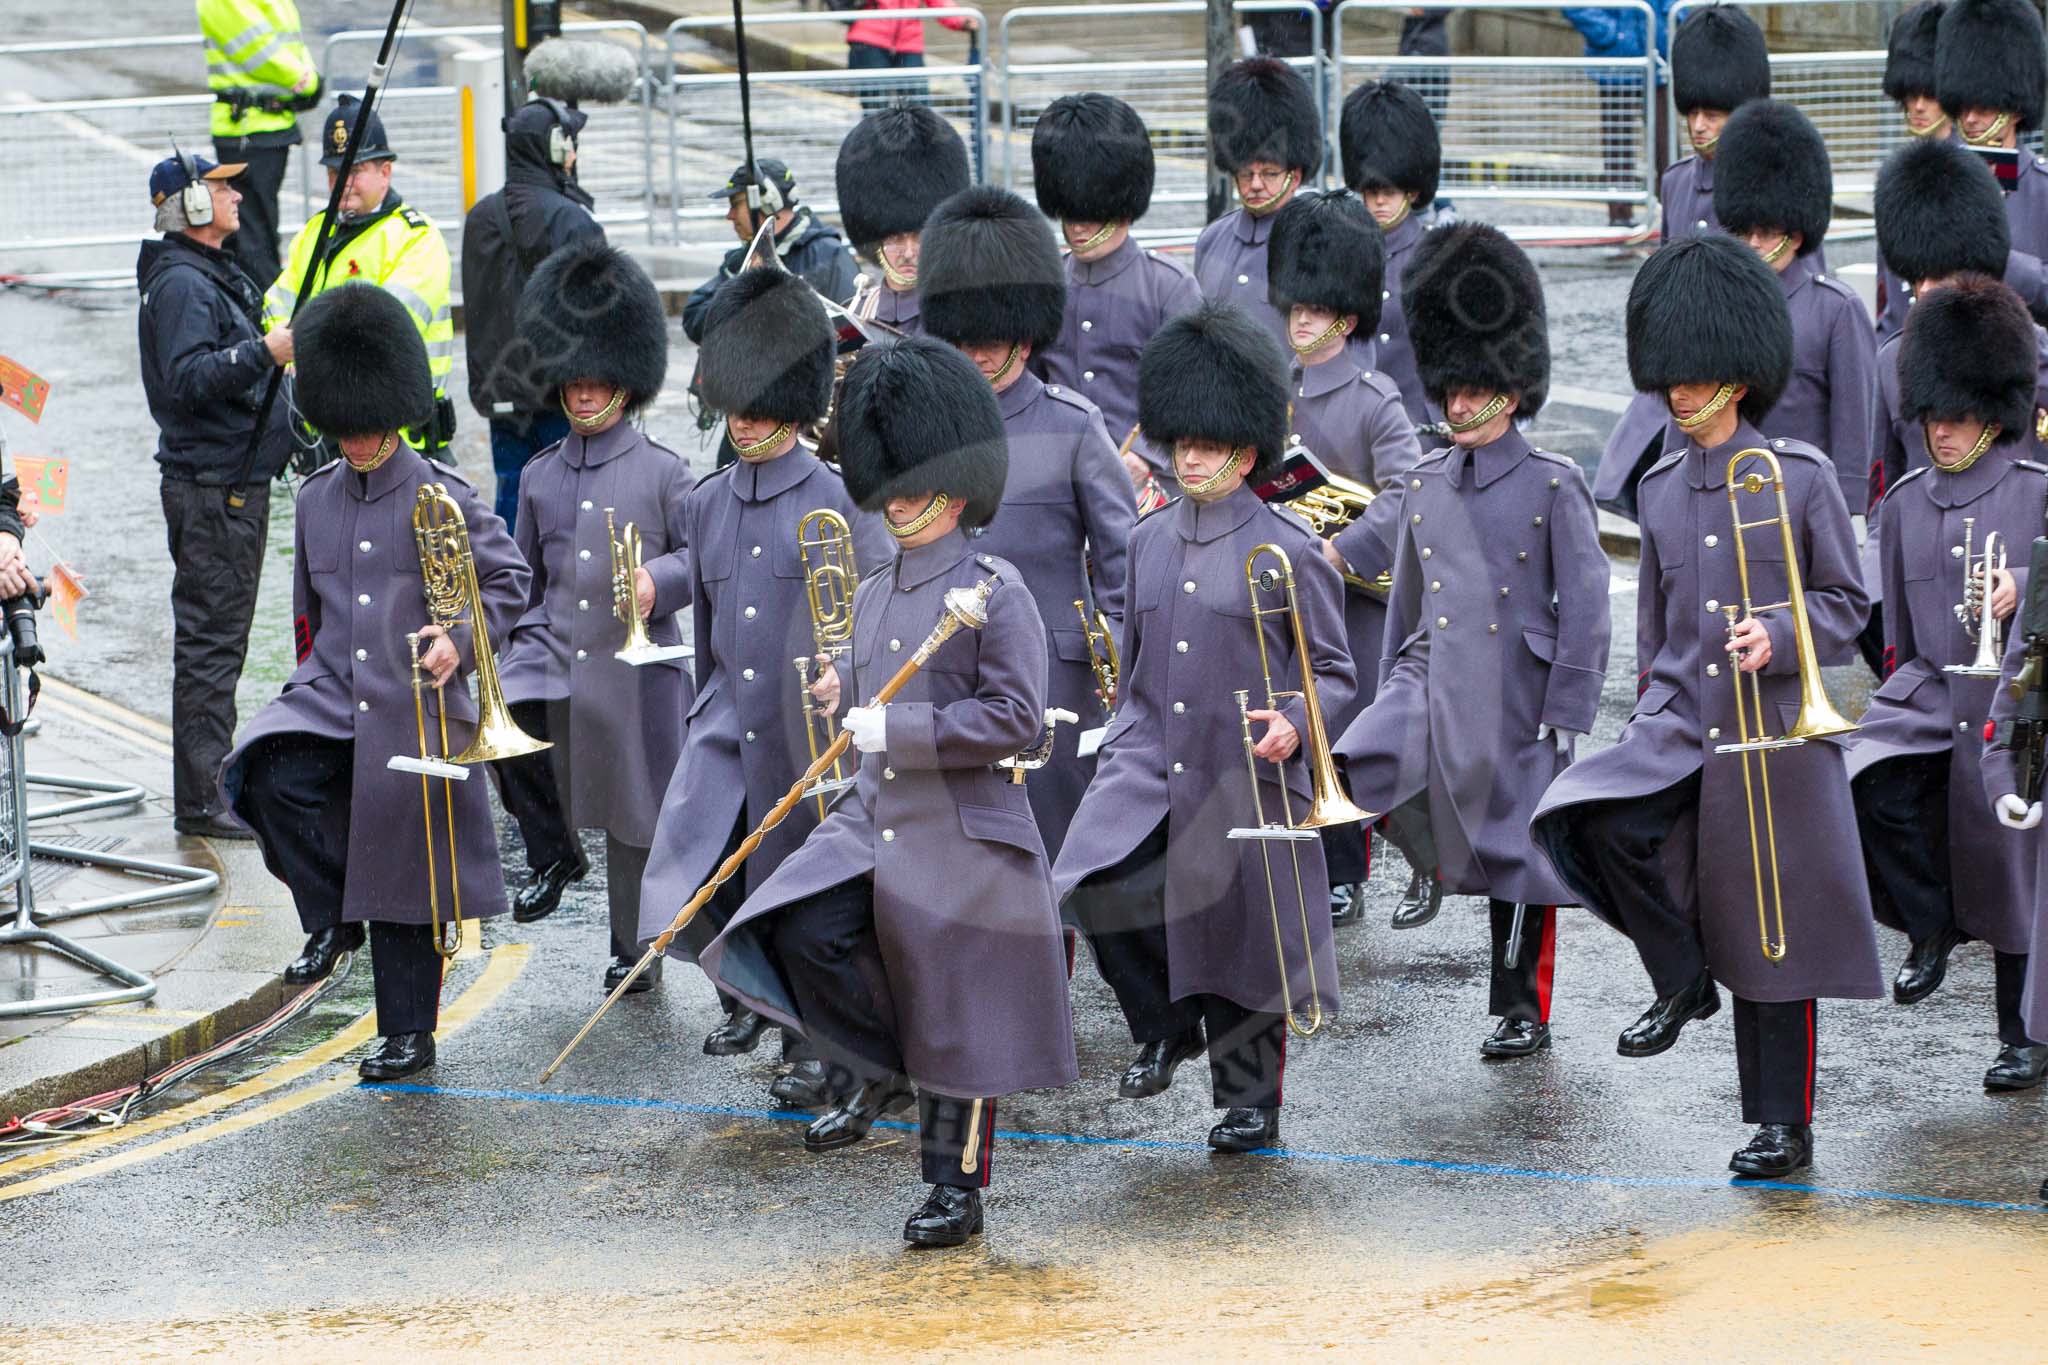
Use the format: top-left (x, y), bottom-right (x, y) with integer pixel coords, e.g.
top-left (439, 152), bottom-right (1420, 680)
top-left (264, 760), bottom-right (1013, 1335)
top-left (524, 39), bottom-right (639, 105)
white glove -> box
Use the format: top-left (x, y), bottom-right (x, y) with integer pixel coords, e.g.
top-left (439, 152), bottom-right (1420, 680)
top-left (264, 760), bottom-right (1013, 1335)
top-left (1996, 794), bottom-right (2043, 830)
top-left (843, 704), bottom-right (888, 755)
top-left (1539, 724), bottom-right (1582, 754)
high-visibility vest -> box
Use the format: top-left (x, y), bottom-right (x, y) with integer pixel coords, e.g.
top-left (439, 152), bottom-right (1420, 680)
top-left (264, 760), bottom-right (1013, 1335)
top-left (199, 0), bottom-right (319, 140)
top-left (268, 200), bottom-right (455, 398)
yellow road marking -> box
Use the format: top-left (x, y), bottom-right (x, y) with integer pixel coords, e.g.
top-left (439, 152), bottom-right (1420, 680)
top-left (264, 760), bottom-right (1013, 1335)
top-left (0, 944), bottom-right (530, 1198)
top-left (36, 692), bottom-right (176, 759)
top-left (37, 675), bottom-right (175, 740)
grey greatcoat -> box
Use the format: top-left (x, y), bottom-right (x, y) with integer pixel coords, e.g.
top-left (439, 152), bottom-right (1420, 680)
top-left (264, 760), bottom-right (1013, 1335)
top-left (1877, 147), bottom-right (2048, 342)
top-left (1660, 154), bottom-right (1717, 244)
top-left (1339, 429), bottom-right (1611, 904)
top-left (639, 450), bottom-right (893, 943)
top-left (974, 371), bottom-right (1136, 857)
top-left (1531, 423), bottom-right (1885, 1003)
top-left (1052, 483), bottom-right (1356, 1020)
top-left (700, 533), bottom-right (1078, 1098)
top-left (1292, 351), bottom-right (1423, 717)
top-left (222, 446), bottom-right (527, 925)
top-left (1363, 210), bottom-right (1431, 424)
top-left (1981, 599), bottom-right (2048, 1039)
top-left (496, 422), bottom-right (696, 847)
top-left (872, 283), bottom-right (923, 337)
top-left (1846, 450), bottom-right (2047, 952)
top-left (1194, 207), bottom-right (1288, 347)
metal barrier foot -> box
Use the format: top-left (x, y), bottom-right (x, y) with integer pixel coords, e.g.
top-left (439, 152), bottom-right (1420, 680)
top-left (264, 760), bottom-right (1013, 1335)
top-left (25, 842), bottom-right (221, 924)
top-left (26, 771), bottom-right (147, 824)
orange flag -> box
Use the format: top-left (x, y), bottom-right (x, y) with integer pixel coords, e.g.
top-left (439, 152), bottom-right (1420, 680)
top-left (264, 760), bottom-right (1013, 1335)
top-left (46, 561), bottom-right (86, 641)
top-left (13, 456), bottom-right (67, 517)
top-left (0, 357), bottom-right (49, 423)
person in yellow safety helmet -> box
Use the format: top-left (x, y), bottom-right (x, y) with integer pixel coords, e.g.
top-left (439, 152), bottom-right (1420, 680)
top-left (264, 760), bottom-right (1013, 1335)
top-left (267, 94), bottom-right (456, 461)
top-left (197, 0), bottom-right (322, 286)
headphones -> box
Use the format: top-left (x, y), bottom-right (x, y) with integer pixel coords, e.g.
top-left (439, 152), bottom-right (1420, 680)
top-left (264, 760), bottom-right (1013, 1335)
top-left (172, 138), bottom-right (214, 227)
top-left (532, 96), bottom-right (574, 166)
top-left (748, 163), bottom-right (787, 216)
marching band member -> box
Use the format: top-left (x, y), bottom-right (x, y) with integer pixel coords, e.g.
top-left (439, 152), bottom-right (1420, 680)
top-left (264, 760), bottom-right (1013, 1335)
top-left (1193, 58), bottom-right (1322, 347)
top-left (1030, 93), bottom-right (1202, 501)
top-left (1873, 1), bottom-right (1950, 343)
top-left (1264, 187), bottom-right (1424, 924)
top-left (698, 335), bottom-right (1077, 1248)
top-left (1848, 276), bottom-right (2048, 1091)
top-left (918, 184), bottom-right (1135, 858)
top-left (1531, 234), bottom-right (1882, 1180)
top-left (1055, 301), bottom-right (1354, 1153)
top-left (640, 267), bottom-right (890, 1099)
top-left (1935, 0), bottom-right (2048, 299)
top-left (1336, 225), bottom-right (1610, 1056)
top-left (224, 283), bottom-right (527, 1080)
top-left (1336, 79), bottom-right (1440, 425)
top-left (489, 241), bottom-right (694, 992)
top-left (832, 101), bottom-right (971, 337)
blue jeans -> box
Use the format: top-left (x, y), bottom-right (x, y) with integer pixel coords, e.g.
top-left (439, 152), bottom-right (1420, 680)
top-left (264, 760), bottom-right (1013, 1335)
top-left (489, 413), bottom-right (570, 533)
top-left (846, 42), bottom-right (926, 113)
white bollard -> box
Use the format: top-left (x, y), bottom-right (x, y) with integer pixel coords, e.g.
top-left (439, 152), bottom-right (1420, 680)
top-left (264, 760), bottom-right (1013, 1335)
top-left (454, 49), bottom-right (505, 212)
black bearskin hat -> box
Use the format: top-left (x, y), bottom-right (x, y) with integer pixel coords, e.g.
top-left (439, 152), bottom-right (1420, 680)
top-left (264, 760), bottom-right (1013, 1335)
top-left (1030, 93), bottom-right (1156, 223)
top-left (1884, 1), bottom-right (1945, 103)
top-left (918, 186), bottom-right (1067, 349)
top-left (1339, 79), bottom-right (1441, 204)
top-left (694, 268), bottom-right (834, 425)
top-left (1671, 5), bottom-right (1772, 115)
top-left (1713, 100), bottom-right (1832, 255)
top-left (1402, 223), bottom-right (1550, 418)
top-left (1899, 273), bottom-right (2039, 439)
top-left (837, 336), bottom-right (1008, 529)
top-left (834, 103), bottom-right (972, 250)
top-left (293, 283), bottom-right (434, 439)
top-left (1937, 0), bottom-right (2048, 131)
top-left (1626, 233), bottom-right (1792, 423)
top-left (1138, 300), bottom-right (1290, 481)
top-left (515, 238), bottom-right (668, 411)
top-left (1875, 137), bottom-right (2010, 285)
top-left (1209, 58), bottom-right (1323, 176)
top-left (1266, 190), bottom-right (1385, 329)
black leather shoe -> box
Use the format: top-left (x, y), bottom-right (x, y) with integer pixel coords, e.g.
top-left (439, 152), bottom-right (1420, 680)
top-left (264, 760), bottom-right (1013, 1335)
top-left (602, 955), bottom-right (659, 995)
top-left (513, 851), bottom-right (591, 923)
top-left (1893, 926), bottom-right (1966, 1005)
top-left (283, 925), bottom-right (364, 985)
top-left (769, 1058), bottom-right (835, 1108)
top-left (1985, 1043), bottom-right (2048, 1092)
top-left (1207, 1106), bottom-right (1280, 1154)
top-left (1617, 971), bottom-right (1721, 1058)
top-left (903, 1185), bottom-right (983, 1247)
top-left (1390, 868), bottom-right (1442, 929)
top-left (358, 1030), bottom-right (436, 1081)
top-left (1480, 1018), bottom-right (1551, 1058)
top-left (174, 812), bottom-right (254, 841)
top-left (1330, 883), bottom-right (1364, 926)
top-left (804, 1076), bottom-right (915, 1151)
top-left (1117, 1025), bottom-right (1206, 1099)
top-left (703, 1007), bottom-right (771, 1056)
top-left (1728, 1122), bottom-right (1812, 1179)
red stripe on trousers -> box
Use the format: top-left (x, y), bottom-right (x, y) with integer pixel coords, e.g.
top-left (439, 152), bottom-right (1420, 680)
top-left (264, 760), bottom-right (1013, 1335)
top-left (1275, 1026), bottom-right (1286, 1108)
top-left (1803, 999), bottom-right (1816, 1124)
top-left (1534, 908), bottom-right (1557, 1023)
top-left (978, 1099), bottom-right (995, 1188)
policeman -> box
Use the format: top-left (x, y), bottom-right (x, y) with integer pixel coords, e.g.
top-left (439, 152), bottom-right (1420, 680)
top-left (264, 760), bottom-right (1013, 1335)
top-left (832, 103), bottom-right (972, 337)
top-left (1935, 0), bottom-right (2048, 316)
top-left (267, 95), bottom-right (456, 456)
top-left (198, 0), bottom-right (321, 285)
top-left (681, 159), bottom-right (859, 343)
top-left (1029, 93), bottom-right (1202, 498)
top-left (1194, 58), bottom-right (1323, 348)
top-left (1338, 79), bottom-right (1442, 425)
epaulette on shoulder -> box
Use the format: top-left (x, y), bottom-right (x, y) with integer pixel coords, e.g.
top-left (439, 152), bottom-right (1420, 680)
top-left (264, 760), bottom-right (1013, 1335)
top-left (1758, 436), bottom-right (1829, 469)
top-left (1528, 446), bottom-right (1577, 469)
top-left (1264, 500), bottom-right (1316, 538)
top-left (1640, 448), bottom-right (1687, 484)
top-left (1812, 271), bottom-right (1858, 302)
top-left (696, 461), bottom-right (736, 489)
top-left (859, 559), bottom-right (891, 585)
top-left (398, 205), bottom-right (431, 231)
top-left (424, 455), bottom-right (471, 486)
top-left (1039, 383), bottom-right (1097, 418)
top-left (2013, 458), bottom-right (2048, 475)
top-left (1137, 495), bottom-right (1181, 524)
top-left (1876, 464), bottom-right (1930, 510)
top-left (1410, 446), bottom-right (1457, 475)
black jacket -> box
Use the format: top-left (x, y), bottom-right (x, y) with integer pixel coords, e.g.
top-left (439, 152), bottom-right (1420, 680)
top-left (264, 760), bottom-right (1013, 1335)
top-left (681, 208), bottom-right (860, 342)
top-left (136, 233), bottom-right (293, 484)
top-left (461, 131), bottom-right (605, 422)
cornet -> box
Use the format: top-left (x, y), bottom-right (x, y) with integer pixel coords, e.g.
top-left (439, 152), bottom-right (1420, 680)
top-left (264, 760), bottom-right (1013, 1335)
top-left (1224, 544), bottom-right (1374, 1037)
top-left (796, 508), bottom-right (859, 817)
top-left (1947, 516), bottom-right (2008, 679)
top-left (608, 508), bottom-right (691, 666)
top-left (1715, 450), bottom-right (1858, 964)
top-left (1276, 464), bottom-right (1392, 598)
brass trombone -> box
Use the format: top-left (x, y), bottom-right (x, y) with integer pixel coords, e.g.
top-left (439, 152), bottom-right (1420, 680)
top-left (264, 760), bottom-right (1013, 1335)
top-left (608, 508), bottom-right (691, 666)
top-left (796, 508), bottom-right (859, 817)
top-left (1947, 516), bottom-right (2009, 679)
top-left (1224, 544), bottom-right (1375, 1037)
top-left (390, 631), bottom-right (471, 959)
top-left (1715, 449), bottom-right (1858, 964)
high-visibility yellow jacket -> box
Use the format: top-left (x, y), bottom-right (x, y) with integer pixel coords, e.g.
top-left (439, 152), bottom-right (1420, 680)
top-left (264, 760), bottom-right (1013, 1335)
top-left (198, 0), bottom-right (320, 141)
top-left (268, 198), bottom-right (455, 398)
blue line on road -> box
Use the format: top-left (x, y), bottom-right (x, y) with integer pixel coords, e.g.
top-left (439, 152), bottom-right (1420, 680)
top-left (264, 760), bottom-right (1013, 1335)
top-left (368, 1082), bottom-right (2046, 1214)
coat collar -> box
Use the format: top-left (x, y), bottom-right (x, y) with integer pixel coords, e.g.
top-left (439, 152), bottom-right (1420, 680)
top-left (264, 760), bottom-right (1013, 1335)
top-left (894, 527), bottom-right (971, 589)
top-left (1382, 210), bottom-right (1423, 256)
top-left (1178, 479), bottom-right (1262, 543)
top-left (1443, 424), bottom-right (1532, 489)
top-left (1683, 420), bottom-right (1771, 490)
top-left (1293, 351), bottom-right (1360, 400)
top-left (562, 419), bottom-right (640, 470)
top-left (734, 445), bottom-right (820, 502)
top-left (878, 284), bottom-right (921, 328)
top-left (1776, 251), bottom-right (1819, 301)
top-left (1072, 234), bottom-right (1139, 287)
top-left (1929, 445), bottom-right (2023, 508)
top-left (996, 367), bottom-right (1043, 421)
top-left (1228, 206), bottom-right (1271, 246)
top-left (346, 439), bottom-right (427, 503)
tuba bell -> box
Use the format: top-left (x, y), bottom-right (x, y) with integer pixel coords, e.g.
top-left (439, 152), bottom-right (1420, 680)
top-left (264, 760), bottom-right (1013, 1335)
top-left (1947, 516), bottom-right (2009, 679)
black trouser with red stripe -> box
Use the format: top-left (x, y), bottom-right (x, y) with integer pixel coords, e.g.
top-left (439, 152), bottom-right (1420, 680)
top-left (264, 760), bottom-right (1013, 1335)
top-left (768, 876), bottom-right (991, 1188)
top-left (1734, 997), bottom-right (1816, 1126)
top-left (1488, 900), bottom-right (1556, 1023)
top-left (1068, 820), bottom-right (1288, 1109)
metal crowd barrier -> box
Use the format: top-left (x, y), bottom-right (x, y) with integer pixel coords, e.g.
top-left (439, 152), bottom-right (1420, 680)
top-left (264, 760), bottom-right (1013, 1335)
top-left (662, 9), bottom-right (989, 254)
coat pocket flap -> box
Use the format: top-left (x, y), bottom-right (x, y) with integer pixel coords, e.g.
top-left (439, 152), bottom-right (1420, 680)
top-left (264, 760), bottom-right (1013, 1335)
top-left (1634, 683), bottom-right (1678, 717)
top-left (685, 677), bottom-right (720, 722)
top-left (957, 801), bottom-right (1045, 856)
top-left (1522, 627), bottom-right (1559, 663)
top-left (1050, 626), bottom-right (1095, 664)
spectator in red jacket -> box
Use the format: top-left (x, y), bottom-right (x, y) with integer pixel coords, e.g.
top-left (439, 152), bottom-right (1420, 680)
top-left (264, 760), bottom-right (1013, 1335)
top-left (844, 0), bottom-right (977, 113)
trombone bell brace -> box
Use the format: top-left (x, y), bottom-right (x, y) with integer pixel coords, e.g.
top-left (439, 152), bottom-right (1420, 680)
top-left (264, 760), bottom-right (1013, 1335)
top-left (388, 755), bottom-right (471, 781)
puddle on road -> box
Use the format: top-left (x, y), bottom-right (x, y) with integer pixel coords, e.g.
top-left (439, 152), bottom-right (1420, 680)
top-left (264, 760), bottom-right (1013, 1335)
top-left (16, 1206), bottom-right (2048, 1360)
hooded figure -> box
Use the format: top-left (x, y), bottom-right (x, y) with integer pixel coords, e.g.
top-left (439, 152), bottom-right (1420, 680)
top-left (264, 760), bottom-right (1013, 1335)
top-left (293, 281), bottom-right (436, 438)
top-left (695, 267), bottom-right (836, 425)
top-left (918, 185), bottom-right (1068, 350)
top-left (1336, 79), bottom-right (1442, 422)
top-left (1937, 0), bottom-right (2047, 132)
top-left (1626, 233), bottom-right (1793, 424)
top-left (512, 237), bottom-right (669, 414)
top-left (1136, 298), bottom-right (1290, 482)
top-left (833, 103), bottom-right (971, 336)
top-left (1194, 59), bottom-right (1324, 348)
top-left (1884, 1), bottom-right (1947, 109)
top-left (1030, 92), bottom-right (1156, 226)
top-left (838, 335), bottom-right (1009, 527)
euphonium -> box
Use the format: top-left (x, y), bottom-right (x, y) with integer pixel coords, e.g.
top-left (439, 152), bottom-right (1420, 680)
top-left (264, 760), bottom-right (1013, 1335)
top-left (796, 508), bottom-right (859, 817)
top-left (1947, 516), bottom-right (2008, 679)
top-left (1715, 449), bottom-right (1858, 965)
top-left (608, 508), bottom-right (690, 666)
top-left (1282, 468), bottom-right (1392, 597)
top-left (1224, 543), bottom-right (1376, 1038)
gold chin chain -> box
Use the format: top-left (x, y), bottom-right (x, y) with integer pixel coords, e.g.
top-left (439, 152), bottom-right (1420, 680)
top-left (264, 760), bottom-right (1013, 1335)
top-left (880, 252), bottom-right (918, 290)
top-left (1935, 422), bottom-right (2002, 472)
top-left (887, 491), bottom-right (952, 540)
top-left (1243, 170), bottom-right (1299, 216)
top-left (351, 431), bottom-right (399, 471)
top-left (1909, 113), bottom-right (1952, 140)
top-left (564, 387), bottom-right (626, 433)
top-left (1071, 220), bottom-right (1119, 254)
top-left (1674, 383), bottom-right (1738, 432)
top-left (1375, 195), bottom-right (1411, 230)
top-left (1964, 112), bottom-right (2013, 146)
top-left (1692, 132), bottom-right (1719, 155)
top-left (1181, 448), bottom-right (1248, 497)
top-left (731, 421), bottom-right (794, 460)
top-left (1761, 234), bottom-right (1793, 266)
top-left (1289, 315), bottom-right (1350, 357)
top-left (1446, 393), bottom-right (1511, 433)
top-left (988, 342), bottom-right (1023, 388)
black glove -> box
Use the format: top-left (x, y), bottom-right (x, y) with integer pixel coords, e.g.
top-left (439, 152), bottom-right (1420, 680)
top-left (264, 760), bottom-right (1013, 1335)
top-left (428, 394), bottom-right (458, 453)
top-left (289, 74), bottom-right (325, 113)
top-left (219, 87), bottom-right (258, 117)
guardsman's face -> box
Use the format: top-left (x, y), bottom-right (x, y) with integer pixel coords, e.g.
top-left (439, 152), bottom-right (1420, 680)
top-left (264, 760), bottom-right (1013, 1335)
top-left (1287, 303), bottom-right (1351, 354)
top-left (326, 158), bottom-right (393, 216)
top-left (727, 412), bottom-right (788, 453)
top-left (338, 431), bottom-right (392, 467)
top-left (1361, 187), bottom-right (1412, 225)
top-left (1737, 225), bottom-right (1801, 272)
top-left (563, 378), bottom-right (626, 435)
top-left (1665, 381), bottom-right (1745, 429)
top-left (1960, 105), bottom-right (2018, 145)
top-left (1687, 107), bottom-right (1729, 153)
top-left (1444, 388), bottom-right (1517, 448)
top-left (1902, 92), bottom-right (1946, 134)
top-left (879, 232), bottom-right (920, 284)
top-left (1927, 416), bottom-right (1992, 467)
top-left (1233, 160), bottom-right (1296, 210)
top-left (956, 338), bottom-right (1030, 387)
top-left (1062, 219), bottom-right (1122, 261)
top-left (883, 492), bottom-right (963, 547)
top-left (1173, 439), bottom-right (1248, 501)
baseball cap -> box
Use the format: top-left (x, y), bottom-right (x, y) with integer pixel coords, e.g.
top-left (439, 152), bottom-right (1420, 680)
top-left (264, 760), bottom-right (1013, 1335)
top-left (709, 158), bottom-right (797, 203)
top-left (149, 153), bottom-right (242, 205)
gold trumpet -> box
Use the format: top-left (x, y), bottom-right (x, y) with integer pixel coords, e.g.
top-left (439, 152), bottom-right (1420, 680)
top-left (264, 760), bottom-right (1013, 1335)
top-left (1716, 449), bottom-right (1858, 965)
top-left (1947, 516), bottom-right (2008, 679)
top-left (608, 508), bottom-right (691, 666)
top-left (796, 508), bottom-right (859, 817)
top-left (1225, 544), bottom-right (1375, 1037)
top-left (1075, 598), bottom-right (1119, 717)
top-left (1281, 467), bottom-right (1392, 598)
